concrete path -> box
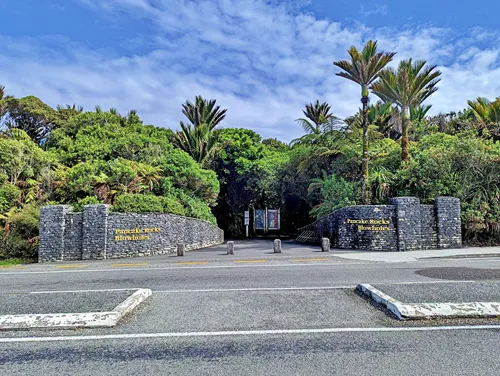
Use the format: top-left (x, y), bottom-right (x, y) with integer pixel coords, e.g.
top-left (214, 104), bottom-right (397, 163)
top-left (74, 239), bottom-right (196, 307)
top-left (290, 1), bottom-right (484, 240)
top-left (334, 246), bottom-right (500, 263)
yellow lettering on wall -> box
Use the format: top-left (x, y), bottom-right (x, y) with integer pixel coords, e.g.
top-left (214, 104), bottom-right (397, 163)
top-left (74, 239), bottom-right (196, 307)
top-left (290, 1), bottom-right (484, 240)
top-left (113, 227), bottom-right (160, 241)
top-left (345, 219), bottom-right (391, 231)
top-left (114, 235), bottom-right (151, 242)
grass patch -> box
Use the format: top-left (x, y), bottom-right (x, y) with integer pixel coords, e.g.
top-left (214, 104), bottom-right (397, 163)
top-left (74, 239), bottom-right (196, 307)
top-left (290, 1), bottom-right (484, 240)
top-left (0, 258), bottom-right (32, 267)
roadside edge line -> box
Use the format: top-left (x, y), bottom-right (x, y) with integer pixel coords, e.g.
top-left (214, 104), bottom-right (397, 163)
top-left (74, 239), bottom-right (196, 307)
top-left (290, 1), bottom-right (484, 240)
top-left (0, 325), bottom-right (499, 343)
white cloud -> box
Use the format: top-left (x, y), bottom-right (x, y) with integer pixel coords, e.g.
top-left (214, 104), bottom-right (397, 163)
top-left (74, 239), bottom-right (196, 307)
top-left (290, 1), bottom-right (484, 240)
top-left (360, 4), bottom-right (388, 17)
top-left (1, 0), bottom-right (500, 141)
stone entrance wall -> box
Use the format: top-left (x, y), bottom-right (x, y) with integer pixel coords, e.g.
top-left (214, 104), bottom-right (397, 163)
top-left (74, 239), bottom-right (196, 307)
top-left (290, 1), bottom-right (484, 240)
top-left (298, 196), bottom-right (461, 252)
top-left (39, 204), bottom-right (224, 262)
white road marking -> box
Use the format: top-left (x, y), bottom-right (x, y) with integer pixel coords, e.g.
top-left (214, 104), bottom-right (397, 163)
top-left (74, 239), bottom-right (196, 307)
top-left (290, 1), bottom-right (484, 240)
top-left (155, 286), bottom-right (355, 293)
top-left (0, 325), bottom-right (498, 343)
top-left (30, 288), bottom-right (139, 294)
top-left (1, 280), bottom-right (478, 295)
top-left (153, 281), bottom-right (476, 293)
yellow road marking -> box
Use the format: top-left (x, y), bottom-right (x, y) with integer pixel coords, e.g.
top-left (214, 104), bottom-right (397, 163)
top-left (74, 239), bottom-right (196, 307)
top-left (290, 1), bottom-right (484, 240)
top-left (176, 261), bottom-right (209, 265)
top-left (233, 260), bottom-right (268, 263)
top-left (111, 263), bottom-right (149, 267)
top-left (292, 258), bottom-right (330, 262)
top-left (55, 265), bottom-right (88, 269)
top-left (0, 265), bottom-right (25, 269)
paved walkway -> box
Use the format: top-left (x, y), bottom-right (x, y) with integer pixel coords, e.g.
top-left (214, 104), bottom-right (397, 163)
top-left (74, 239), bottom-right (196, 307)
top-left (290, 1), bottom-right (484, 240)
top-left (334, 246), bottom-right (500, 263)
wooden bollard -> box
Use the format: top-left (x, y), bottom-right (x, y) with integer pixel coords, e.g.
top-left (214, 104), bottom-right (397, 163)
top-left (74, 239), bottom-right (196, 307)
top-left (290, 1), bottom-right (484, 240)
top-left (177, 243), bottom-right (185, 256)
top-left (321, 238), bottom-right (330, 252)
top-left (227, 241), bottom-right (234, 255)
top-left (274, 239), bottom-right (282, 253)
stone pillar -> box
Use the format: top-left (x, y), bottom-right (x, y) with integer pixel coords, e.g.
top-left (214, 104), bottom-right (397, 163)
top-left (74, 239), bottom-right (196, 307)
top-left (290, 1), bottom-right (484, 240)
top-left (227, 241), bottom-right (234, 255)
top-left (274, 239), bottom-right (282, 253)
top-left (390, 197), bottom-right (422, 252)
top-left (435, 197), bottom-right (462, 249)
top-left (82, 204), bottom-right (109, 260)
top-left (38, 205), bottom-right (72, 263)
top-left (321, 238), bottom-right (330, 252)
top-left (177, 244), bottom-right (186, 256)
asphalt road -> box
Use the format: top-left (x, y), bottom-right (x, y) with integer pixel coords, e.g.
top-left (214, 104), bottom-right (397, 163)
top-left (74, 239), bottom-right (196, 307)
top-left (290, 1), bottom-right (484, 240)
top-left (2, 329), bottom-right (499, 375)
top-left (0, 242), bottom-right (500, 375)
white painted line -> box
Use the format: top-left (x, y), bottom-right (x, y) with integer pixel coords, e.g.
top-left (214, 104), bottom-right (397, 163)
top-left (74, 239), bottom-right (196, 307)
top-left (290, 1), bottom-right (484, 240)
top-left (30, 288), bottom-right (139, 294)
top-left (155, 286), bottom-right (355, 293)
top-left (22, 281), bottom-right (477, 296)
top-left (0, 288), bottom-right (152, 330)
top-left (0, 325), bottom-right (499, 343)
top-left (357, 284), bottom-right (500, 320)
top-left (152, 281), bottom-right (475, 294)
top-left (379, 280), bottom-right (476, 285)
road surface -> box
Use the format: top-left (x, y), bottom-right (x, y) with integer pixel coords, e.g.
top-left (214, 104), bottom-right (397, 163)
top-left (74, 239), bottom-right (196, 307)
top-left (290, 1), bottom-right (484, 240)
top-left (0, 240), bottom-right (499, 375)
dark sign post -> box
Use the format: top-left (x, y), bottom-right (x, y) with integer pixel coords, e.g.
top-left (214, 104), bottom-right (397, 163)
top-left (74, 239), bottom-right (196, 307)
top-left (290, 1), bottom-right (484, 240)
top-left (244, 210), bottom-right (250, 237)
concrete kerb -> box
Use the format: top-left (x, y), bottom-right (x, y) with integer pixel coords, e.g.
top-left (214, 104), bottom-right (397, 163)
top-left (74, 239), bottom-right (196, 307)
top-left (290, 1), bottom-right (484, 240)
top-left (0, 288), bottom-right (152, 330)
top-left (357, 283), bottom-right (500, 320)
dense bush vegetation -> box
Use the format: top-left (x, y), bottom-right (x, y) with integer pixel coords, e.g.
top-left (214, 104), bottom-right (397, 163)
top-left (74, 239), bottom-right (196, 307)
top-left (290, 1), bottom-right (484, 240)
top-left (0, 40), bottom-right (499, 260)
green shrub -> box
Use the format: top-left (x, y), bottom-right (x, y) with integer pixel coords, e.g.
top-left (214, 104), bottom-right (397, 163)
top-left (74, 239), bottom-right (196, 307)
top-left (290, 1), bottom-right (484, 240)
top-left (162, 196), bottom-right (186, 216)
top-left (113, 194), bottom-right (164, 213)
top-left (0, 184), bottom-right (21, 212)
top-left (0, 204), bottom-right (40, 260)
top-left (308, 174), bottom-right (358, 219)
top-left (175, 190), bottom-right (217, 224)
top-left (73, 196), bottom-right (103, 212)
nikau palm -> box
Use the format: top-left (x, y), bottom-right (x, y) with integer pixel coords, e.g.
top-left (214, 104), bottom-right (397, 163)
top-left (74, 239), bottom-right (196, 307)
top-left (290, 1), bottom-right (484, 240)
top-left (334, 40), bottom-right (395, 204)
top-left (291, 101), bottom-right (344, 146)
top-left (467, 97), bottom-right (500, 140)
top-left (295, 100), bottom-right (334, 134)
top-left (371, 59), bottom-right (441, 161)
top-left (181, 96), bottom-right (227, 130)
top-left (174, 96), bottom-right (227, 168)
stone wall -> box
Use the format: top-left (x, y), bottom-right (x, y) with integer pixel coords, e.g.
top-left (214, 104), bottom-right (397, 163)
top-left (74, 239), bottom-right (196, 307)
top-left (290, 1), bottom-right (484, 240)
top-left (297, 196), bottom-right (461, 252)
top-left (39, 205), bottom-right (224, 262)
top-left (420, 205), bottom-right (437, 250)
top-left (435, 197), bottom-right (462, 249)
top-left (106, 213), bottom-right (224, 258)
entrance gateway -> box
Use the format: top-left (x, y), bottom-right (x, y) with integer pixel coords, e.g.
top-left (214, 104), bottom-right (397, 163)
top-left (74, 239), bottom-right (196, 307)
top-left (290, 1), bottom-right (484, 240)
top-left (296, 197), bottom-right (462, 252)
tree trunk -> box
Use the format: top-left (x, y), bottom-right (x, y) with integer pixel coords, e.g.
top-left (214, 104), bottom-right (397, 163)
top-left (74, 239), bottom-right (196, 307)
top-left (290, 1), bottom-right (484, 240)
top-left (401, 106), bottom-right (410, 162)
top-left (361, 95), bottom-right (370, 205)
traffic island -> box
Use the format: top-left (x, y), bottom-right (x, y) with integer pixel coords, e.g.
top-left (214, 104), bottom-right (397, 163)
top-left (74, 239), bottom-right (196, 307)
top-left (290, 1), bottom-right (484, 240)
top-left (0, 288), bottom-right (152, 330)
top-left (357, 282), bottom-right (500, 320)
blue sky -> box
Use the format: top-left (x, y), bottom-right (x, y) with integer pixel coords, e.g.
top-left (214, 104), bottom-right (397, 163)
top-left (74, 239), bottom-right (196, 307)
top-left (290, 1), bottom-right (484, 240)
top-left (1, 0), bottom-right (500, 140)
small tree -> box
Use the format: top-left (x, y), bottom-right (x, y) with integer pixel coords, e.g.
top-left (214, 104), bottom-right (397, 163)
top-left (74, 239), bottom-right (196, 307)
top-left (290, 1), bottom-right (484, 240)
top-left (333, 41), bottom-right (395, 204)
top-left (371, 59), bottom-right (441, 161)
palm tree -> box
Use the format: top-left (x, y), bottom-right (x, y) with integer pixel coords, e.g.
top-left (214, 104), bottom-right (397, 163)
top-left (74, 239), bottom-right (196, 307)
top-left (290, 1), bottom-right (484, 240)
top-left (333, 40), bottom-right (395, 204)
top-left (467, 97), bottom-right (500, 140)
top-left (371, 59), bottom-right (441, 161)
top-left (410, 104), bottom-right (432, 123)
top-left (174, 96), bottom-right (227, 168)
top-left (295, 100), bottom-right (334, 134)
top-left (291, 101), bottom-right (344, 147)
top-left (346, 102), bottom-right (394, 138)
top-left (181, 96), bottom-right (227, 130)
top-left (175, 122), bottom-right (223, 167)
